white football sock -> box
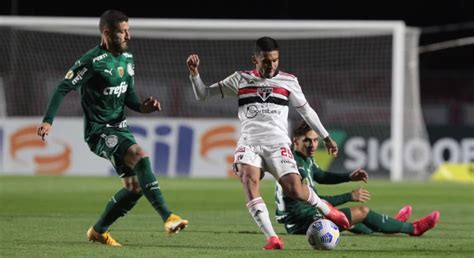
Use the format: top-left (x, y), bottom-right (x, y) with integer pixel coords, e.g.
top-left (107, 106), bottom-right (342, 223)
top-left (247, 197), bottom-right (277, 239)
top-left (306, 185), bottom-right (330, 215)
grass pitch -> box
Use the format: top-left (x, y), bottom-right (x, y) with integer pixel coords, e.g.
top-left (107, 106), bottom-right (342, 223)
top-left (0, 176), bottom-right (473, 257)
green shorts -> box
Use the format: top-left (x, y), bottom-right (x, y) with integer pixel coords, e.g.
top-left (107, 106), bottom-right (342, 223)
top-left (281, 208), bottom-right (323, 235)
top-left (87, 127), bottom-right (137, 178)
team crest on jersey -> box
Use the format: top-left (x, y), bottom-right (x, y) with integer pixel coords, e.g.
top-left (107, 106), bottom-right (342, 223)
top-left (117, 67), bottom-right (124, 78)
top-left (105, 135), bottom-right (118, 148)
top-left (127, 63), bottom-right (134, 76)
top-left (257, 87), bottom-right (272, 101)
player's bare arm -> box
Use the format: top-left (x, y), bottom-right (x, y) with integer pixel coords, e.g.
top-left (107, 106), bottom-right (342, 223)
top-left (186, 54), bottom-right (200, 77)
top-left (37, 122), bottom-right (51, 141)
top-left (349, 168), bottom-right (369, 183)
top-left (140, 96), bottom-right (162, 113)
top-left (351, 187), bottom-right (371, 203)
top-left (323, 136), bottom-right (338, 157)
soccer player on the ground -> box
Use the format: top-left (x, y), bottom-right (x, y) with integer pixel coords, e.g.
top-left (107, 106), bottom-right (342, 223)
top-left (37, 9), bottom-right (188, 246)
top-left (186, 36), bottom-right (350, 250)
top-left (275, 121), bottom-right (440, 236)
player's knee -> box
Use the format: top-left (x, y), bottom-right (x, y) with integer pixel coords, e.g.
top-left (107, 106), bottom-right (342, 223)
top-left (125, 144), bottom-right (148, 167)
top-left (241, 173), bottom-right (259, 185)
top-left (126, 183), bottom-right (141, 193)
top-left (359, 206), bottom-right (370, 216)
top-left (131, 146), bottom-right (147, 159)
top-left (122, 177), bottom-right (142, 193)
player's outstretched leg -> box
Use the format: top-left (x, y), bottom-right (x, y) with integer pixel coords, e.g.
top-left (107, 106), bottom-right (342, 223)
top-left (91, 188), bottom-right (142, 234)
top-left (263, 236), bottom-right (284, 250)
top-left (394, 205), bottom-right (412, 222)
top-left (360, 208), bottom-right (414, 234)
top-left (322, 201), bottom-right (351, 230)
top-left (133, 157), bottom-right (189, 234)
top-left (164, 214), bottom-right (189, 235)
top-left (87, 227), bottom-right (122, 247)
top-left (410, 211), bottom-right (440, 236)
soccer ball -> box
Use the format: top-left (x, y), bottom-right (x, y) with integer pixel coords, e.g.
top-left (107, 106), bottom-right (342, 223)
top-left (306, 219), bottom-right (340, 250)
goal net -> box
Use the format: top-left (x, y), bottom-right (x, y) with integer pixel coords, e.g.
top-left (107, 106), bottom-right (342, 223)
top-left (0, 17), bottom-right (427, 180)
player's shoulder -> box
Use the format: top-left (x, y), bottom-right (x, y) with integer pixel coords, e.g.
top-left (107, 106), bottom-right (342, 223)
top-left (234, 70), bottom-right (252, 78)
top-left (240, 70), bottom-right (256, 76)
top-left (276, 70), bottom-right (298, 80)
top-left (122, 52), bottom-right (133, 60)
top-left (224, 70), bottom-right (247, 81)
top-left (74, 46), bottom-right (106, 67)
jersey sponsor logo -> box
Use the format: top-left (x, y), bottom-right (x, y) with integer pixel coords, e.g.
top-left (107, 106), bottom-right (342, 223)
top-left (257, 87), bottom-right (272, 101)
top-left (246, 105), bottom-right (259, 118)
top-left (127, 63), bottom-right (134, 76)
top-left (103, 81), bottom-right (128, 97)
top-left (245, 104), bottom-right (282, 118)
top-left (117, 67), bottom-right (124, 78)
top-left (93, 53), bottom-right (108, 63)
top-left (106, 120), bottom-right (127, 128)
top-left (64, 70), bottom-right (74, 80)
top-left (71, 67), bottom-right (88, 85)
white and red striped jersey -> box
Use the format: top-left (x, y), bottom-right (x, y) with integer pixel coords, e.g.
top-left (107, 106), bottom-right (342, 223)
top-left (218, 69), bottom-right (307, 145)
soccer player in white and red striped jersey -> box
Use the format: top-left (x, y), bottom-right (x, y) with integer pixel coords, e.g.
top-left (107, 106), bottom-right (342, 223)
top-left (186, 36), bottom-right (350, 250)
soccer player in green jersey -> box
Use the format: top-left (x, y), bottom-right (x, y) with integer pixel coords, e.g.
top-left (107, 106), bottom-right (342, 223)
top-left (275, 121), bottom-right (440, 236)
top-left (37, 10), bottom-right (188, 246)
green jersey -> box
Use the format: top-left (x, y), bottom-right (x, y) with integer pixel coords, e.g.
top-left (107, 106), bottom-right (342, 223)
top-left (275, 151), bottom-right (352, 224)
top-left (42, 45), bottom-right (141, 141)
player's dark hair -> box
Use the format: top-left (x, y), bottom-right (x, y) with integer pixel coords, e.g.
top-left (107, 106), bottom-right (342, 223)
top-left (254, 36), bottom-right (279, 54)
top-left (99, 10), bottom-right (128, 32)
top-left (293, 120), bottom-right (312, 138)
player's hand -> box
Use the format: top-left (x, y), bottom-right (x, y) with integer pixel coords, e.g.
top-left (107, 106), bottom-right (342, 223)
top-left (140, 96), bottom-right (162, 113)
top-left (186, 54), bottom-right (200, 77)
top-left (323, 136), bottom-right (338, 157)
top-left (351, 187), bottom-right (371, 203)
top-left (37, 122), bottom-right (51, 141)
top-left (349, 168), bottom-right (368, 183)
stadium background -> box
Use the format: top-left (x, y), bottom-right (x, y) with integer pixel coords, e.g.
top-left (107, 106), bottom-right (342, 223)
top-left (0, 0), bottom-right (472, 180)
top-left (0, 2), bottom-right (473, 257)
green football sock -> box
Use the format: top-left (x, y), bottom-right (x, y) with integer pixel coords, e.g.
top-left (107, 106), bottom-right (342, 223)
top-left (339, 208), bottom-right (374, 234)
top-left (93, 188), bottom-right (142, 233)
top-left (363, 210), bottom-right (414, 234)
top-left (134, 157), bottom-right (172, 221)
top-left (349, 223), bottom-right (374, 234)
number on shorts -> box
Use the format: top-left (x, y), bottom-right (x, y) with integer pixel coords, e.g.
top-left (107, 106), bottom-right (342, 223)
top-left (280, 147), bottom-right (293, 159)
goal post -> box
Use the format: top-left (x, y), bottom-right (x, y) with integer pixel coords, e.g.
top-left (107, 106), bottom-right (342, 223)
top-left (391, 24), bottom-right (406, 182)
top-left (0, 16), bottom-right (426, 181)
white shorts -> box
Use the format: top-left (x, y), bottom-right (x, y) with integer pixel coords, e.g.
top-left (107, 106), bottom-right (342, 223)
top-left (233, 143), bottom-right (299, 179)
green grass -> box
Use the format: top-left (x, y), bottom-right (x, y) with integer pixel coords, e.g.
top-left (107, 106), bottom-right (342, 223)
top-left (0, 176), bottom-right (473, 257)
